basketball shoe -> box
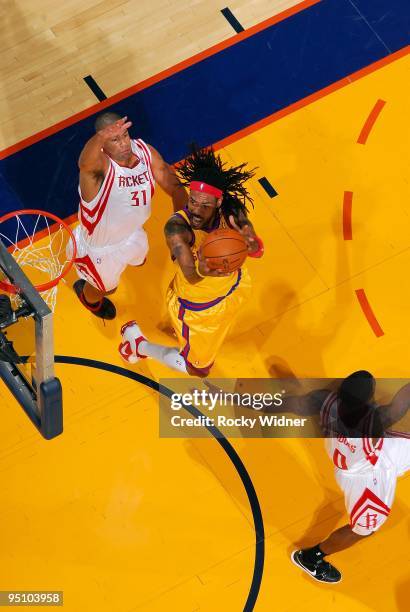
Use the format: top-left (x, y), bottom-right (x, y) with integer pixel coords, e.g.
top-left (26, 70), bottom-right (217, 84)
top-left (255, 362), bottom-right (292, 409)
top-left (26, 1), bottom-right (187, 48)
top-left (73, 280), bottom-right (116, 320)
top-left (291, 549), bottom-right (341, 583)
top-left (119, 321), bottom-right (147, 364)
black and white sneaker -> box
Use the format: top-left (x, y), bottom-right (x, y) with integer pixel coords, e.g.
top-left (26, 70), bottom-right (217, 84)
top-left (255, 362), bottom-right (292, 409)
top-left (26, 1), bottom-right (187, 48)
top-left (291, 550), bottom-right (342, 584)
top-left (73, 280), bottom-right (116, 320)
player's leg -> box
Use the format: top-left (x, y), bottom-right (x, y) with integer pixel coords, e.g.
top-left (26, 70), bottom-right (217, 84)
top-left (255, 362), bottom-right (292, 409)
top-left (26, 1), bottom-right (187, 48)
top-left (125, 229), bottom-right (148, 267)
top-left (71, 224), bottom-right (118, 318)
top-left (83, 282), bottom-right (117, 302)
top-left (291, 524), bottom-right (370, 583)
top-left (119, 320), bottom-right (188, 373)
top-left (73, 255), bottom-right (117, 320)
top-left (320, 524), bottom-right (370, 554)
top-left (84, 281), bottom-right (116, 302)
top-left (74, 228), bottom-right (148, 319)
top-left (178, 283), bottom-right (250, 375)
top-left (118, 282), bottom-right (188, 372)
top-left (119, 289), bottom-right (215, 375)
top-left (119, 322), bottom-right (212, 376)
top-left (69, 226), bottom-right (113, 317)
top-left (119, 279), bottom-right (249, 375)
top-left (292, 469), bottom-right (396, 583)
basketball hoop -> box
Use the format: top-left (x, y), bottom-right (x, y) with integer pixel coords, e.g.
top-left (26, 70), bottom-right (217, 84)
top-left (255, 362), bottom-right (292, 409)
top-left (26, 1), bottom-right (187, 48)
top-left (0, 209), bottom-right (77, 312)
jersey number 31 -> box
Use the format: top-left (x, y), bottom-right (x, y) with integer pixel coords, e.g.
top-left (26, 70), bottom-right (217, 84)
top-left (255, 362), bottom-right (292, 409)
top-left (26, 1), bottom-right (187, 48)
top-left (131, 190), bottom-right (147, 206)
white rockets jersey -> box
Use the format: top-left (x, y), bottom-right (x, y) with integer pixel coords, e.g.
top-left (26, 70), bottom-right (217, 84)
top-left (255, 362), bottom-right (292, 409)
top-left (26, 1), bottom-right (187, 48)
top-left (320, 391), bottom-right (392, 474)
top-left (78, 138), bottom-right (155, 247)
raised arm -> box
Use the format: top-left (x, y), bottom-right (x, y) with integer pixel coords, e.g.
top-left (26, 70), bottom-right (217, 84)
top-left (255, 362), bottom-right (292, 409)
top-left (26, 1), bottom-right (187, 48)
top-left (204, 380), bottom-right (328, 415)
top-left (79, 116), bottom-right (131, 201)
top-left (265, 389), bottom-right (329, 416)
top-left (149, 146), bottom-right (188, 212)
top-left (377, 383), bottom-right (410, 430)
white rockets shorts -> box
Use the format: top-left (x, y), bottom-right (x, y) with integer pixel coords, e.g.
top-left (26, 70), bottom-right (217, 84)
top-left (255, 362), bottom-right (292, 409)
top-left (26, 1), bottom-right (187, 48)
top-left (335, 437), bottom-right (410, 535)
top-left (70, 225), bottom-right (149, 292)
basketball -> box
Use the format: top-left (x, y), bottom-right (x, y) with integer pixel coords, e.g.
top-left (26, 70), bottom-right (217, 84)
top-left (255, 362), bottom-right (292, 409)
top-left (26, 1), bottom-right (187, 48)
top-left (200, 228), bottom-right (248, 272)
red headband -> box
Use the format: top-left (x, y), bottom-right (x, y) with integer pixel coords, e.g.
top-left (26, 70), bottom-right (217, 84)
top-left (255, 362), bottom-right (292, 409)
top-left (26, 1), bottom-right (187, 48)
top-left (190, 181), bottom-right (223, 198)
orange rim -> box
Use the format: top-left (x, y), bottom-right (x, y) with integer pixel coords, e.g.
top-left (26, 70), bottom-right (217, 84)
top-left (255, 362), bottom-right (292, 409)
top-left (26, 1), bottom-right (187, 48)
top-left (0, 209), bottom-right (77, 294)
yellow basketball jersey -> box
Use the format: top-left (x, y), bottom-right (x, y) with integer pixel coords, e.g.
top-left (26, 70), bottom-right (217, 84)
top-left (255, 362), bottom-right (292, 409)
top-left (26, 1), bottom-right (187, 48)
top-left (169, 209), bottom-right (249, 303)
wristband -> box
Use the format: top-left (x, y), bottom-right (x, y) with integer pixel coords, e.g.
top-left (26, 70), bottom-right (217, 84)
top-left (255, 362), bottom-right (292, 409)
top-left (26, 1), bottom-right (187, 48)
top-left (248, 235), bottom-right (264, 258)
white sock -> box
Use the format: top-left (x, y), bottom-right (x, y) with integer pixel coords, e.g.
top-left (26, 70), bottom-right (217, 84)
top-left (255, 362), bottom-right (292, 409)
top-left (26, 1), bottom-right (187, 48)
top-left (139, 340), bottom-right (188, 373)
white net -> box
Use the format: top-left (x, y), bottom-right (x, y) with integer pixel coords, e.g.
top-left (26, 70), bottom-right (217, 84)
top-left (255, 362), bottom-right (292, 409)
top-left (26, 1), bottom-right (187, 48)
top-left (0, 212), bottom-right (74, 312)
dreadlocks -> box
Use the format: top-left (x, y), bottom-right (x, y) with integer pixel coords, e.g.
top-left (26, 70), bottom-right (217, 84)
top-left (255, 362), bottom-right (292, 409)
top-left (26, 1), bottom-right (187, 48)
top-left (176, 144), bottom-right (256, 220)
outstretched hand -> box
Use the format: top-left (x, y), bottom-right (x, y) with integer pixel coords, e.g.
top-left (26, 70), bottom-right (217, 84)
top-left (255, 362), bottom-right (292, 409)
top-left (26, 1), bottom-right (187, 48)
top-left (98, 116), bottom-right (132, 141)
top-left (228, 215), bottom-right (258, 254)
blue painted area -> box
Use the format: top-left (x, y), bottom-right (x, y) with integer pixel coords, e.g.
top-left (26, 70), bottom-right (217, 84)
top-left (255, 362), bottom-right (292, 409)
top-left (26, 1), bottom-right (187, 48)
top-left (0, 174), bottom-right (22, 215)
top-left (0, 0), bottom-right (408, 221)
top-left (349, 0), bottom-right (410, 52)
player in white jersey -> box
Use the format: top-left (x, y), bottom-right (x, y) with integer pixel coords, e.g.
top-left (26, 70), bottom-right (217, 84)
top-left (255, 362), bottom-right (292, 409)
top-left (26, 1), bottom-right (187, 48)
top-left (70, 112), bottom-right (187, 319)
top-left (288, 371), bottom-right (410, 583)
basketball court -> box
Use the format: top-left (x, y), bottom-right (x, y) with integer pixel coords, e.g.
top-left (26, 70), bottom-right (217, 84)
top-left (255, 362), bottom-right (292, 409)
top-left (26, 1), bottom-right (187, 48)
top-left (0, 1), bottom-right (409, 610)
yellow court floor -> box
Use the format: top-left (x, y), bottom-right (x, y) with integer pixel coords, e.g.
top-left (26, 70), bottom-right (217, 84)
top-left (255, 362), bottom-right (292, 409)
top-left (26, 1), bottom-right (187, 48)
top-left (0, 51), bottom-right (409, 611)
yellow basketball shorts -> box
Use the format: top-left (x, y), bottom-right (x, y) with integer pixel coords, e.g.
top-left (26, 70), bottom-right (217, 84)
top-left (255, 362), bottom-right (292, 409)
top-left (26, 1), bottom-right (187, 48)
top-left (166, 270), bottom-right (251, 374)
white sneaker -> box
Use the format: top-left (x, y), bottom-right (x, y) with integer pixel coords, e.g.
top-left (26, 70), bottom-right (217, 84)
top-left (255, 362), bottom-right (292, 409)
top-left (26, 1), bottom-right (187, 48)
top-left (118, 320), bottom-right (148, 363)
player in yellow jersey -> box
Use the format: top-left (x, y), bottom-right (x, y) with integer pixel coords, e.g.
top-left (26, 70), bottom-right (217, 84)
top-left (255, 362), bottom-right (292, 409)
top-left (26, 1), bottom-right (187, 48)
top-left (119, 146), bottom-right (264, 376)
